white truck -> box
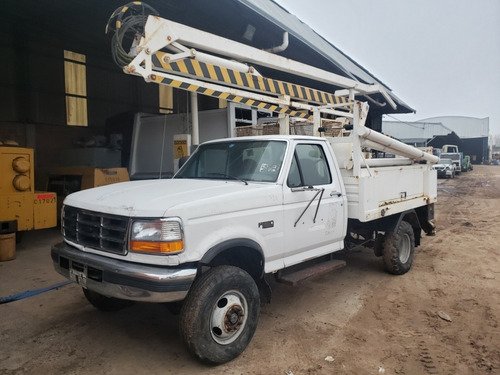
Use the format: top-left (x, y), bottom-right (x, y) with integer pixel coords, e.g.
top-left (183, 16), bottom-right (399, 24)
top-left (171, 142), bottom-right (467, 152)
top-left (440, 145), bottom-right (463, 174)
top-left (51, 3), bottom-right (438, 364)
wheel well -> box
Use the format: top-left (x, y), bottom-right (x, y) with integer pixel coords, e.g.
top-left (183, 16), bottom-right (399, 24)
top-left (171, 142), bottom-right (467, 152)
top-left (348, 210), bottom-right (425, 249)
top-left (201, 245), bottom-right (264, 284)
top-left (402, 212), bottom-right (422, 247)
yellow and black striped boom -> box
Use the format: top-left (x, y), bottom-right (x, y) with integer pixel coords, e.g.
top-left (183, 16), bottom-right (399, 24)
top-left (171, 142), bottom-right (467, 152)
top-left (114, 13), bottom-right (399, 121)
top-left (109, 4), bottom-right (397, 121)
top-left (150, 52), bottom-right (352, 119)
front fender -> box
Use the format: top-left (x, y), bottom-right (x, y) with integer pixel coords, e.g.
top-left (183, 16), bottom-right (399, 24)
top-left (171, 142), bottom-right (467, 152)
top-left (200, 238), bottom-right (264, 266)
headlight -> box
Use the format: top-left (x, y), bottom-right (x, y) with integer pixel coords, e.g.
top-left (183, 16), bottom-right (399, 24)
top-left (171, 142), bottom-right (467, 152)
top-left (130, 218), bottom-right (184, 254)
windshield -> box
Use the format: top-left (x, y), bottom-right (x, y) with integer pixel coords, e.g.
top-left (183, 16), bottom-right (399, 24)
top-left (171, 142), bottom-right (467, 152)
top-left (174, 140), bottom-right (287, 183)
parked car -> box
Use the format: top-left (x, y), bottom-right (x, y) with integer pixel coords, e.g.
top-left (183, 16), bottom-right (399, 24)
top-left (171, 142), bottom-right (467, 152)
top-left (440, 152), bottom-right (461, 175)
top-left (434, 158), bottom-right (456, 178)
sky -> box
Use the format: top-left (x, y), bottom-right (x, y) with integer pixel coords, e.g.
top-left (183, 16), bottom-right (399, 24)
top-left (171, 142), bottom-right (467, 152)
top-left (273, 0), bottom-right (500, 137)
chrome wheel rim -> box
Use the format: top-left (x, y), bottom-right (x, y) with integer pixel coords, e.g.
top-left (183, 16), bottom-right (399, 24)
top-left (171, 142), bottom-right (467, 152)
top-left (399, 233), bottom-right (411, 263)
top-left (210, 290), bottom-right (248, 345)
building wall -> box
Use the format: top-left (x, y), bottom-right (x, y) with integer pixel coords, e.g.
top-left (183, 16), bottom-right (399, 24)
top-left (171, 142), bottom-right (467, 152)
top-left (0, 26), bottom-right (219, 189)
top-left (383, 121), bottom-right (451, 140)
top-left (0, 35), bottom-right (161, 128)
top-left (383, 117), bottom-right (490, 164)
top-left (462, 137), bottom-right (489, 164)
top-left (418, 116), bottom-right (489, 138)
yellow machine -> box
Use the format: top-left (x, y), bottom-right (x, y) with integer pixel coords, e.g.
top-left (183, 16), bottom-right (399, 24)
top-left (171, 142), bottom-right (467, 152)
top-left (0, 146), bottom-right (57, 234)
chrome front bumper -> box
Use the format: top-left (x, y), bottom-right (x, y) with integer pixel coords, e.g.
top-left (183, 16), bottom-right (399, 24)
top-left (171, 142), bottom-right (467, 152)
top-left (51, 242), bottom-right (197, 303)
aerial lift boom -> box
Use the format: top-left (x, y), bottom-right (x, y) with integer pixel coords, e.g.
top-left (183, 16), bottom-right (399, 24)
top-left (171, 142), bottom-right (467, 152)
top-left (106, 2), bottom-right (438, 173)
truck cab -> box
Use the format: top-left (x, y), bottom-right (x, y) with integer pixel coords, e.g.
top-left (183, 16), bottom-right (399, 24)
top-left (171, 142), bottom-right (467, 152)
top-left (53, 136), bottom-right (348, 301)
top-left (175, 136), bottom-right (347, 270)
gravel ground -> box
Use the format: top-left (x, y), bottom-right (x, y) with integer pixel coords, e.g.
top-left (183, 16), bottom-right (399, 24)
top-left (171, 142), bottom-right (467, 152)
top-left (1, 165), bottom-right (499, 375)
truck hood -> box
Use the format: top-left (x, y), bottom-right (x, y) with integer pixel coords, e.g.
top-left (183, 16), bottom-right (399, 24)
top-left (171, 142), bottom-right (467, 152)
top-left (434, 163), bottom-right (452, 169)
top-left (63, 178), bottom-right (282, 218)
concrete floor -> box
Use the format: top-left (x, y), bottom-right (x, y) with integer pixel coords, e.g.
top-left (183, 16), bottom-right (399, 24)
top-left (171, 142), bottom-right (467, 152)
top-left (0, 228), bottom-right (66, 302)
top-left (0, 227), bottom-right (369, 374)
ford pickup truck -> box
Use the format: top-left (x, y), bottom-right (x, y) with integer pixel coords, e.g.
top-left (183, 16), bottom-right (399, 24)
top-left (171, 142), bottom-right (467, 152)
top-left (52, 133), bottom-right (436, 364)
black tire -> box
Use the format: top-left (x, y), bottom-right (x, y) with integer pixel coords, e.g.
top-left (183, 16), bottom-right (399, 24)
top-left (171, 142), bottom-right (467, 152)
top-left (83, 288), bottom-right (134, 312)
top-left (382, 221), bottom-right (415, 275)
top-left (373, 233), bottom-right (384, 257)
top-left (179, 265), bottom-right (260, 364)
top-left (164, 301), bottom-right (184, 315)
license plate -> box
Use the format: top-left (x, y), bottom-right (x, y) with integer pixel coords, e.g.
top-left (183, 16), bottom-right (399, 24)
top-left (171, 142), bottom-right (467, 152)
top-left (70, 268), bottom-right (87, 288)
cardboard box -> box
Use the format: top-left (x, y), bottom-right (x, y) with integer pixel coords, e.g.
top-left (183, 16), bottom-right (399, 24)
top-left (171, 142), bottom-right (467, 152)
top-left (49, 167), bottom-right (129, 191)
top-left (47, 168), bottom-right (129, 220)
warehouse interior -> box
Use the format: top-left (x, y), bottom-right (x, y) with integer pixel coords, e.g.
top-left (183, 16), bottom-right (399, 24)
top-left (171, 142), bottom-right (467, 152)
top-left (1, 0), bottom-right (416, 242)
top-left (0, 0), bottom-right (413, 181)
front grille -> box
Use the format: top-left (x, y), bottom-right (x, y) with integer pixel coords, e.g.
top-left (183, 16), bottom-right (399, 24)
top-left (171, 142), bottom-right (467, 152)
top-left (62, 205), bottom-right (129, 254)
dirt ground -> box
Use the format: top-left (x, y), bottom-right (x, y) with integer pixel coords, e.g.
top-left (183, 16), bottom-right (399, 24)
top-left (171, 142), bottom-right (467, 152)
top-left (1, 165), bottom-right (499, 375)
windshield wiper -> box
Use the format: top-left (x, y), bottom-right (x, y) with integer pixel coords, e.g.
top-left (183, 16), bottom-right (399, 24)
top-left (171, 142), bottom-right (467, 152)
top-left (207, 173), bottom-right (248, 185)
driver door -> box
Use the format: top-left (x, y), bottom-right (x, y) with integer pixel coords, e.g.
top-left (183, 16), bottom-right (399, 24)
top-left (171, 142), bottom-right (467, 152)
top-left (283, 141), bottom-right (346, 267)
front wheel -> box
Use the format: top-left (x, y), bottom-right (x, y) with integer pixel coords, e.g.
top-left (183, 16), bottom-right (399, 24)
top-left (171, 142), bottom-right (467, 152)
top-left (179, 265), bottom-right (260, 364)
top-left (382, 221), bottom-right (415, 275)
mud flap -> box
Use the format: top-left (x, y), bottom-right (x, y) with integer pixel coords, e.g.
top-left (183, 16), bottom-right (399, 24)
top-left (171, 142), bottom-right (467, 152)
top-left (260, 275), bottom-right (272, 304)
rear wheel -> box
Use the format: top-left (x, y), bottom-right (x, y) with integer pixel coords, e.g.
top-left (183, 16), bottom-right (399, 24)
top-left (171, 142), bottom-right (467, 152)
top-left (179, 265), bottom-right (260, 364)
top-left (373, 233), bottom-right (384, 257)
top-left (382, 221), bottom-right (415, 275)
